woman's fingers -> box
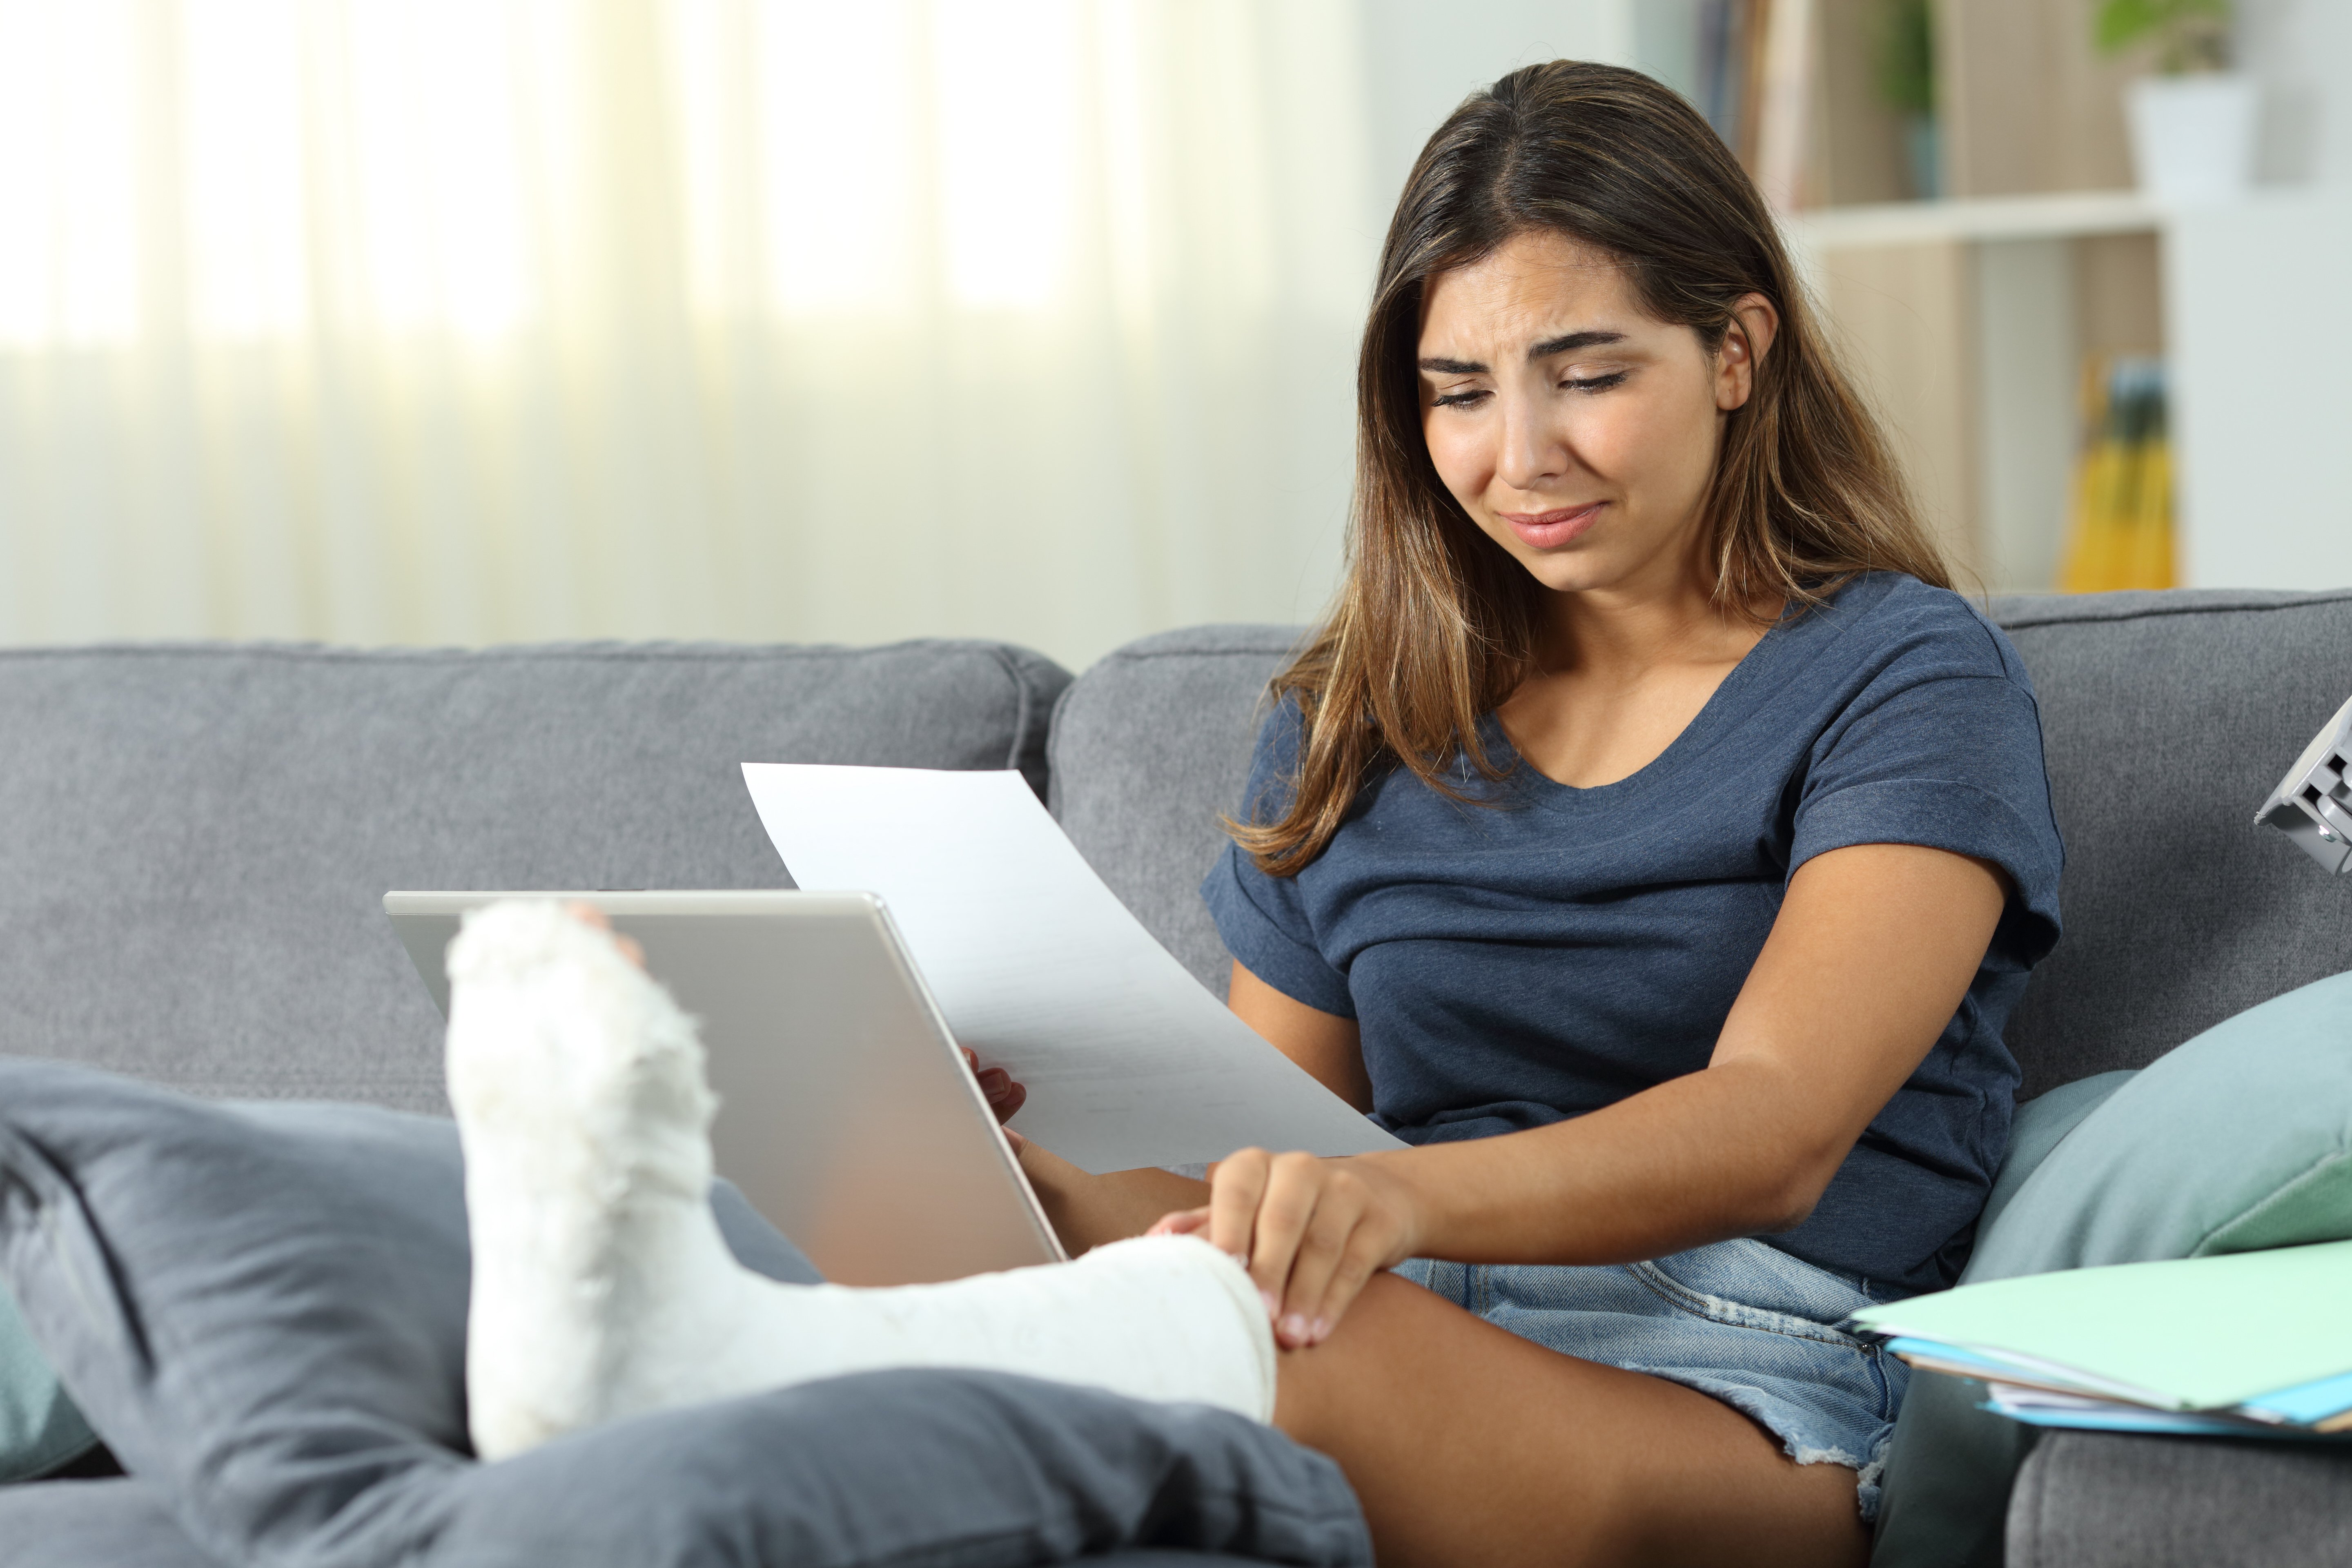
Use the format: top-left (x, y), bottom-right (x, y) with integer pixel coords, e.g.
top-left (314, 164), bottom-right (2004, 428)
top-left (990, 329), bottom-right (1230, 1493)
top-left (960, 1047), bottom-right (1027, 1124)
top-left (977, 1068), bottom-right (1026, 1121)
top-left (562, 903), bottom-right (646, 969)
top-left (1295, 1197), bottom-right (1401, 1345)
top-left (1198, 1153), bottom-right (1419, 1349)
top-left (1145, 1205), bottom-right (1211, 1238)
top-left (1206, 1149), bottom-right (1272, 1281)
top-left (1274, 1170), bottom-right (1368, 1345)
top-left (1245, 1152), bottom-right (1326, 1341)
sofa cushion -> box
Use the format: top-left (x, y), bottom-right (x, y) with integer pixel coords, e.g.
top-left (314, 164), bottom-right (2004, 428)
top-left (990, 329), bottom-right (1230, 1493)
top-left (1049, 626), bottom-right (1298, 998)
top-left (2006, 1432), bottom-right (2352, 1568)
top-left (0, 1480), bottom-right (215, 1567)
top-left (1988, 589), bottom-right (2352, 1096)
top-left (0, 1062), bottom-right (814, 1553)
top-left (0, 1059), bottom-right (1368, 1568)
top-left (0, 639), bottom-right (1067, 1113)
top-left (0, 1480), bottom-right (1308, 1568)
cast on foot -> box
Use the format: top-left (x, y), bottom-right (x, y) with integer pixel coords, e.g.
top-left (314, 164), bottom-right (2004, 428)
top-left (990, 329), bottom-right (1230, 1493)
top-left (445, 900), bottom-right (1275, 1461)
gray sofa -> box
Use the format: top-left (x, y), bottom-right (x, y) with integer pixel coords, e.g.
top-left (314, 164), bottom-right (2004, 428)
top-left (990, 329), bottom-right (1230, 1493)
top-left (3, 588), bottom-right (2350, 1563)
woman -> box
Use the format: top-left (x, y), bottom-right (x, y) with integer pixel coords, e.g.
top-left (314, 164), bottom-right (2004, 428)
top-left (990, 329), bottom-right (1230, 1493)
top-left (452, 58), bottom-right (2058, 1568)
top-left (1000, 58), bottom-right (2060, 1566)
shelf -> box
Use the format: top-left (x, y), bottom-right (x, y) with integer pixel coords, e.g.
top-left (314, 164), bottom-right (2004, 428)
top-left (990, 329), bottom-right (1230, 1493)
top-left (1785, 189), bottom-right (2161, 250)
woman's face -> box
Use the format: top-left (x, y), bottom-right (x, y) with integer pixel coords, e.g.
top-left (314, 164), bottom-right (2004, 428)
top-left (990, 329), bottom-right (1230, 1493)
top-left (1416, 229), bottom-right (1774, 602)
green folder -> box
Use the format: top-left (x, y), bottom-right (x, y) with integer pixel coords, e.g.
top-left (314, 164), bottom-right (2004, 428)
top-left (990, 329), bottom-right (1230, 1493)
top-left (1849, 1238), bottom-right (2352, 1415)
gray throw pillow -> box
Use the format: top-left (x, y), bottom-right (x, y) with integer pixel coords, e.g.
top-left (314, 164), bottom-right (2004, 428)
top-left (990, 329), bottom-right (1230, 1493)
top-left (0, 1479), bottom-right (1290, 1568)
top-left (0, 1479), bottom-right (212, 1567)
top-left (0, 1059), bottom-right (1367, 1568)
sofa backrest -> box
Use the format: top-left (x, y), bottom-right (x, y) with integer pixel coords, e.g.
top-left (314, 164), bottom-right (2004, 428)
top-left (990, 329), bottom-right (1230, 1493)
top-left (1992, 589), bottom-right (2352, 1093)
top-left (0, 640), bottom-right (1067, 1112)
top-left (1050, 590), bottom-right (2352, 1100)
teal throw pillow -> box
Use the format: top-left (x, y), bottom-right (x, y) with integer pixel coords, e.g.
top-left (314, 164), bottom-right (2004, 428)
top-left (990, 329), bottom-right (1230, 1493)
top-left (1873, 969), bottom-right (2352, 1568)
top-left (1964, 968), bottom-right (2352, 1284)
top-left (0, 1286), bottom-right (96, 1483)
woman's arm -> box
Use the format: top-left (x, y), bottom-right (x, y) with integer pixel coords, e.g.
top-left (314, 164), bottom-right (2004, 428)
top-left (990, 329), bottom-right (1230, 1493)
top-left (1165, 841), bottom-right (2008, 1345)
top-left (1228, 962), bottom-right (1373, 1110)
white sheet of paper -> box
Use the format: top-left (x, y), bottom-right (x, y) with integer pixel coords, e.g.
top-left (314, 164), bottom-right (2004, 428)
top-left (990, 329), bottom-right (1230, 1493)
top-left (741, 764), bottom-right (1404, 1173)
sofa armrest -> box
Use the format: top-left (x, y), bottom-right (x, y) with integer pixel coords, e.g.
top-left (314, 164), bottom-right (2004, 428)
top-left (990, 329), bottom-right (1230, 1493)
top-left (2007, 1432), bottom-right (2352, 1568)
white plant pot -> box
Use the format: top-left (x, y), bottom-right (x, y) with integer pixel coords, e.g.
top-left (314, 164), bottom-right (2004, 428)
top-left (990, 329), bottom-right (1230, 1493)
top-left (2127, 73), bottom-right (2260, 203)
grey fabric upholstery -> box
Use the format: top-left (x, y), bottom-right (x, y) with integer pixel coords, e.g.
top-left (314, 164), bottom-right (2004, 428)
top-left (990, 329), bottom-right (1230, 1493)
top-left (1986, 590), bottom-right (2352, 1094)
top-left (2007, 1434), bottom-right (2352, 1568)
top-left (4, 590), bottom-right (2344, 1561)
top-left (0, 639), bottom-right (1066, 1113)
top-left (1049, 626), bottom-right (1303, 999)
top-left (0, 1062), bottom-right (1367, 1568)
top-left (0, 1483), bottom-right (1268, 1568)
top-left (0, 1480), bottom-right (214, 1567)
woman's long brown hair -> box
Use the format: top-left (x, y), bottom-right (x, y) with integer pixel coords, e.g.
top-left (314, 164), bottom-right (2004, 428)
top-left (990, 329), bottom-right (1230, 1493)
top-left (1231, 60), bottom-right (1952, 877)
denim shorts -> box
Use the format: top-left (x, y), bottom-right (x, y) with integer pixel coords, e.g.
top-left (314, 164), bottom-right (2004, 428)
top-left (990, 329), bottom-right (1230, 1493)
top-left (1393, 1237), bottom-right (1910, 1521)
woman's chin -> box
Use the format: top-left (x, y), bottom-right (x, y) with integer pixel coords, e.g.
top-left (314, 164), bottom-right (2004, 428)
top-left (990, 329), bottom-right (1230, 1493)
top-left (1492, 528), bottom-right (1709, 604)
top-left (1507, 546), bottom-right (1644, 599)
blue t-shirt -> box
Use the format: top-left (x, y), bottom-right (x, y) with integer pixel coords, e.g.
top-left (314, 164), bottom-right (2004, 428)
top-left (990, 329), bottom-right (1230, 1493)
top-left (1201, 573), bottom-right (2063, 1294)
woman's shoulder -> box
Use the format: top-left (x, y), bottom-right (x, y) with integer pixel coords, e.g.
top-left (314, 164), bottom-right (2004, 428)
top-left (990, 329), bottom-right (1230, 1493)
top-left (1237, 688), bottom-right (1312, 820)
top-left (1248, 686), bottom-right (1310, 758)
top-left (1811, 572), bottom-right (2035, 693)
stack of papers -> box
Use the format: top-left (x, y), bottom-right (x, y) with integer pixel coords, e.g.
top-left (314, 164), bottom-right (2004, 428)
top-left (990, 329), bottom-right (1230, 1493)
top-left (1849, 1239), bottom-right (2352, 1438)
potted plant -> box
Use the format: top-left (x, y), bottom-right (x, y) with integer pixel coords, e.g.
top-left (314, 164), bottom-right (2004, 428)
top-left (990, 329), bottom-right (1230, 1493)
top-left (1878, 0), bottom-right (1938, 200)
top-left (2096, 0), bottom-right (2257, 201)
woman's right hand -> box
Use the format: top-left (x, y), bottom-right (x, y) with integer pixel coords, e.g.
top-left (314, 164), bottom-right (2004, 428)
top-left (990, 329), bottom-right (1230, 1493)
top-left (1148, 1148), bottom-right (1421, 1351)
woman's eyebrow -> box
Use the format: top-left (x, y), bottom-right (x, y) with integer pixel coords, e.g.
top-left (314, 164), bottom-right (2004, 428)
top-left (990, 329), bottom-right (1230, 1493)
top-left (1415, 330), bottom-right (1627, 375)
top-left (1526, 329), bottom-right (1624, 359)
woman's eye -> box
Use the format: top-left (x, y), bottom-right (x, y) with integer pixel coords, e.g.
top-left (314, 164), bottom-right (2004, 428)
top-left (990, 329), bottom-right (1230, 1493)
top-left (1433, 389), bottom-right (1490, 409)
top-left (1561, 371), bottom-right (1630, 393)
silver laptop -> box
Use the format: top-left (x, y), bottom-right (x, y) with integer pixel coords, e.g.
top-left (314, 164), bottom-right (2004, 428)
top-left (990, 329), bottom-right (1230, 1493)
top-left (383, 890), bottom-right (1065, 1287)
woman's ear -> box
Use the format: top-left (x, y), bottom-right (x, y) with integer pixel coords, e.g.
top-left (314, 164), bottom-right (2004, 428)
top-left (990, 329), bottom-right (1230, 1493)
top-left (1713, 292), bottom-right (1780, 412)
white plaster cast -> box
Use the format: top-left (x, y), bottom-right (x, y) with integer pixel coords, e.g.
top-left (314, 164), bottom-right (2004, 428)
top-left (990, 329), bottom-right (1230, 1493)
top-left (444, 900), bottom-right (1274, 1461)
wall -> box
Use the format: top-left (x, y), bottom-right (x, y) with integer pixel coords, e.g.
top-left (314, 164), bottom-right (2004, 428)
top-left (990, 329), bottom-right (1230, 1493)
top-left (2170, 0), bottom-right (2352, 590)
top-left (2239, 0), bottom-right (2352, 186)
top-left (1356, 0), bottom-right (1650, 217)
top-left (2172, 193), bottom-right (2352, 592)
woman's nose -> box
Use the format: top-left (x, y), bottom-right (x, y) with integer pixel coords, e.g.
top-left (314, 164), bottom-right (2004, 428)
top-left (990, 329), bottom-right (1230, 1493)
top-left (1494, 399), bottom-right (1566, 492)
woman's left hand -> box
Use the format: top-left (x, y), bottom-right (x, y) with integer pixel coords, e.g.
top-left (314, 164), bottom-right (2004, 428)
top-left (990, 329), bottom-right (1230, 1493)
top-left (960, 1047), bottom-right (1027, 1125)
top-left (1147, 1150), bottom-right (1421, 1350)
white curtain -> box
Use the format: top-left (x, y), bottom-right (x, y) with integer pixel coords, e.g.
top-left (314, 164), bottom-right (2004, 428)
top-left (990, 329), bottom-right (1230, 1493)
top-left (0, 0), bottom-right (1378, 670)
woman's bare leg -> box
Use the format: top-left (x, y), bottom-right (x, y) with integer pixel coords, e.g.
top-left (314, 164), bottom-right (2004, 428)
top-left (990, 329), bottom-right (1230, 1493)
top-left (1017, 1139), bottom-right (1207, 1252)
top-left (1022, 1139), bottom-right (1863, 1565)
top-left (1273, 1272), bottom-right (1870, 1568)
top-left (1033, 1148), bottom-right (1868, 1565)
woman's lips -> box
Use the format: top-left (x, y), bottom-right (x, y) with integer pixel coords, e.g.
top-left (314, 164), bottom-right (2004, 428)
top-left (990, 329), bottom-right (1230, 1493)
top-left (1497, 502), bottom-right (1603, 549)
